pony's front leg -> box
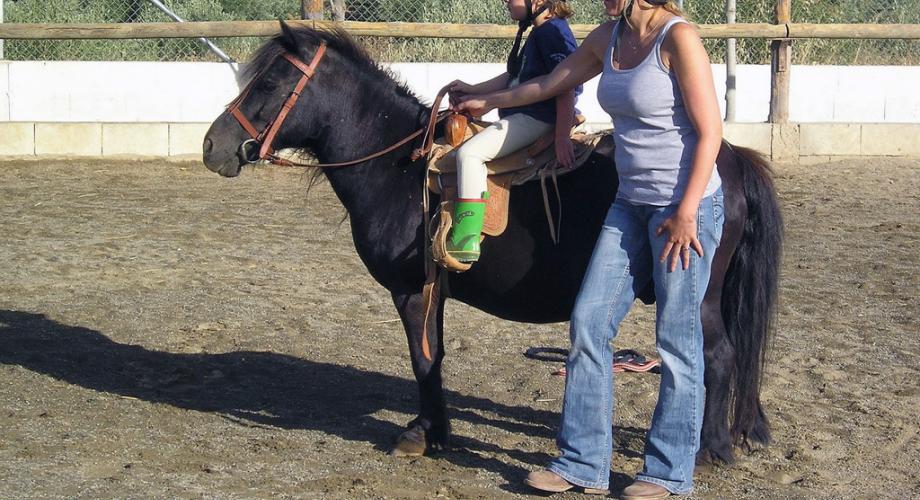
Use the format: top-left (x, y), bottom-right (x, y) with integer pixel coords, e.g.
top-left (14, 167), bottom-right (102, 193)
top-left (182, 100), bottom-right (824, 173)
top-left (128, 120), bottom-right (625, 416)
top-left (390, 289), bottom-right (449, 456)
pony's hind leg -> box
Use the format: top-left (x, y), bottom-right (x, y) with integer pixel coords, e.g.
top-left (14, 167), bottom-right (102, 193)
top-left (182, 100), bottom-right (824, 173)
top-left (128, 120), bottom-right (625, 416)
top-left (699, 296), bottom-right (737, 465)
top-left (390, 289), bottom-right (450, 456)
top-left (698, 213), bottom-right (740, 466)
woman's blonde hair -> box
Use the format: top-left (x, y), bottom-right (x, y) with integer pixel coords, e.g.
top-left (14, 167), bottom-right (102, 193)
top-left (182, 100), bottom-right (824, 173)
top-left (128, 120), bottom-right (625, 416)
top-left (661, 0), bottom-right (684, 17)
top-left (623, 0), bottom-right (686, 29)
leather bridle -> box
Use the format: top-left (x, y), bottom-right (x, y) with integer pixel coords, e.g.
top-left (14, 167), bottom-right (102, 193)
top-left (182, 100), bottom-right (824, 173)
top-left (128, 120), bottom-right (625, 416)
top-left (228, 42), bottom-right (328, 164)
top-left (226, 41), bottom-right (448, 169)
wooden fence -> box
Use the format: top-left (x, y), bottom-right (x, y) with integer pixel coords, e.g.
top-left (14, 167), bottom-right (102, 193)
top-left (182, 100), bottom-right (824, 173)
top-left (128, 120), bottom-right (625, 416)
top-left (1, 18), bottom-right (918, 123)
top-left (2, 21), bottom-right (919, 40)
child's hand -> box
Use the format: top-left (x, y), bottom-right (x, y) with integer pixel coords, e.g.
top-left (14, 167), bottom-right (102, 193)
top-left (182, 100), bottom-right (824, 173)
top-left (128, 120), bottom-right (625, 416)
top-left (447, 80), bottom-right (474, 106)
top-left (554, 133), bottom-right (575, 168)
top-left (456, 96), bottom-right (493, 117)
top-left (447, 80), bottom-right (474, 94)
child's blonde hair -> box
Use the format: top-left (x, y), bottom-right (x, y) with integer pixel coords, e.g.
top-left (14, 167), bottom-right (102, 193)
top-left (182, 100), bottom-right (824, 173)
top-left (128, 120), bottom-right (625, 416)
top-left (544, 0), bottom-right (575, 19)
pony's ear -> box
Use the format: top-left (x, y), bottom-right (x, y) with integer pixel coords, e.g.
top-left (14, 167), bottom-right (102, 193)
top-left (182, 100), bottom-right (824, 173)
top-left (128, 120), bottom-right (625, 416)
top-left (278, 20), bottom-right (300, 54)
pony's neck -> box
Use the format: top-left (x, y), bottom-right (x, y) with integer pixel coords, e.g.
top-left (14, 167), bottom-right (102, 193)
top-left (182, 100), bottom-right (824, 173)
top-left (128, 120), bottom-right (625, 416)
top-left (314, 75), bottom-right (431, 236)
top-left (315, 77), bottom-right (428, 195)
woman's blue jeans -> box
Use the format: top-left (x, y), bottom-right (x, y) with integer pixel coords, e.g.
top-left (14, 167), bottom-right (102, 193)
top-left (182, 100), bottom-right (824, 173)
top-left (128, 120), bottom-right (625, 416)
top-left (547, 188), bottom-right (724, 493)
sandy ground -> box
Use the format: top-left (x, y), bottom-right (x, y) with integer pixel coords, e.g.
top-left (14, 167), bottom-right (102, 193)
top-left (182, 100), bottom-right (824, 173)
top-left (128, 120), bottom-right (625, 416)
top-left (0, 158), bottom-right (917, 499)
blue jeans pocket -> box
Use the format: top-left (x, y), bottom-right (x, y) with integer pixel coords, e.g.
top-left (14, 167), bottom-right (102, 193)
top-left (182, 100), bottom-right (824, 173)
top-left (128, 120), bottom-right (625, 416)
top-left (709, 188), bottom-right (724, 240)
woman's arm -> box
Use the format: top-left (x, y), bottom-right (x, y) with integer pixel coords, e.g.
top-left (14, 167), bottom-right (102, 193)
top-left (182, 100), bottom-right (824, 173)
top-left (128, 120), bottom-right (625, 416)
top-left (655, 22), bottom-right (724, 271)
top-left (457, 22), bottom-right (614, 116)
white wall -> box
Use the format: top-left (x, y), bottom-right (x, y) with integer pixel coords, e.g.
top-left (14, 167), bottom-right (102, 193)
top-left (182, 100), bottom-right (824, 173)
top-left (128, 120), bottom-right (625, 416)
top-left (1, 61), bottom-right (239, 123)
top-left (790, 65), bottom-right (920, 122)
top-left (1, 61), bottom-right (918, 125)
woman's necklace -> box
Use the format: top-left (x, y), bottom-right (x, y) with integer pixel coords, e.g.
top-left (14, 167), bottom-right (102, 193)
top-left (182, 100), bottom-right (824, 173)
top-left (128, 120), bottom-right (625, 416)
top-left (616, 13), bottom-right (667, 66)
top-left (627, 15), bottom-right (665, 50)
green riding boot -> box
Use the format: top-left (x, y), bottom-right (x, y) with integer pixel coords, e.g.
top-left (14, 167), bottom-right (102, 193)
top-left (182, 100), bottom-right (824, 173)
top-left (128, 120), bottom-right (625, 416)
top-left (446, 194), bottom-right (488, 263)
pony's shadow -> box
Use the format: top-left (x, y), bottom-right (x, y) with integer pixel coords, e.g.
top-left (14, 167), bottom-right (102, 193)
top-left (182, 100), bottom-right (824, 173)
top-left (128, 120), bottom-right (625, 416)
top-left (0, 309), bottom-right (646, 493)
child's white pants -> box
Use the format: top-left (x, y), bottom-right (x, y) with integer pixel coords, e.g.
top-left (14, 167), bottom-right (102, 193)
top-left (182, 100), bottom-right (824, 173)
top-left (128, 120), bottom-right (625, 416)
top-left (456, 113), bottom-right (552, 199)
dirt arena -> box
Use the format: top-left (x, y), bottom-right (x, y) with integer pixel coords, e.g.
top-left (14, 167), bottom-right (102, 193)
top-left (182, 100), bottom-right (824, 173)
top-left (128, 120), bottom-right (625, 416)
top-left (0, 157), bottom-right (917, 499)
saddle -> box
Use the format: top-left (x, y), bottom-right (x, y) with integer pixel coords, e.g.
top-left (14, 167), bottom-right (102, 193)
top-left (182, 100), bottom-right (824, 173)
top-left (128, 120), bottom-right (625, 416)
top-left (426, 114), bottom-right (604, 272)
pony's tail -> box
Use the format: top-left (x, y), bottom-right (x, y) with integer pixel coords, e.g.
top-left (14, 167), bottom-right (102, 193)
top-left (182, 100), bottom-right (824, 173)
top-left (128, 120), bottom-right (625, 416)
top-left (721, 144), bottom-right (783, 447)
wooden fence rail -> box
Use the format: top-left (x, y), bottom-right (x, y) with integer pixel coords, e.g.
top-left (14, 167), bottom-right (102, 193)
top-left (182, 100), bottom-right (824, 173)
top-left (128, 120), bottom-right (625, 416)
top-left (1, 21), bottom-right (919, 40)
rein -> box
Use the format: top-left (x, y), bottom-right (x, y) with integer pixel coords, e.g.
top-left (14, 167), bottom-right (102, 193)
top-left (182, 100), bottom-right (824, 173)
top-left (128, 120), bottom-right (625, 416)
top-left (227, 41), bottom-right (450, 169)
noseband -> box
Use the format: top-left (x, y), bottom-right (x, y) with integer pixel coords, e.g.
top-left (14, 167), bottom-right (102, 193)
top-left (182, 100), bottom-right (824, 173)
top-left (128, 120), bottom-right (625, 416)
top-left (226, 41), bottom-right (449, 169)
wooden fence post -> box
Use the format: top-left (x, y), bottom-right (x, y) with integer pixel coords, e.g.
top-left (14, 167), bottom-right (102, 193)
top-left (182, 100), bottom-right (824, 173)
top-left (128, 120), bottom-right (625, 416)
top-left (769, 0), bottom-right (791, 123)
top-left (332, 0), bottom-right (346, 22)
top-left (769, 0), bottom-right (798, 161)
top-left (302, 0), bottom-right (324, 20)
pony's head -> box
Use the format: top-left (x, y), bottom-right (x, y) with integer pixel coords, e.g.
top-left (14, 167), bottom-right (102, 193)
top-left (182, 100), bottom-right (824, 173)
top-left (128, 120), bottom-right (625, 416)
top-left (202, 22), bottom-right (383, 177)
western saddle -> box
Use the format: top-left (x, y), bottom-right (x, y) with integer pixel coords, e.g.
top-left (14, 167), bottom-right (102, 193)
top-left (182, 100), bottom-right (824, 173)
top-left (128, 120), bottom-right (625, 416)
top-left (427, 113), bottom-right (603, 272)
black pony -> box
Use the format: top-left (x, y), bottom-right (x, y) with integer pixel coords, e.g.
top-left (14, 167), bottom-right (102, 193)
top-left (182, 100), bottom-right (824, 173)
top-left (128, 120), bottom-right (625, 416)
top-left (202, 24), bottom-right (782, 465)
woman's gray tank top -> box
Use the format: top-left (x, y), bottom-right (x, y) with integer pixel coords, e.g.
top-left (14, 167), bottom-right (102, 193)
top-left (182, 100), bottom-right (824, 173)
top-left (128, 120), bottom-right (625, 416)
top-left (597, 17), bottom-right (721, 206)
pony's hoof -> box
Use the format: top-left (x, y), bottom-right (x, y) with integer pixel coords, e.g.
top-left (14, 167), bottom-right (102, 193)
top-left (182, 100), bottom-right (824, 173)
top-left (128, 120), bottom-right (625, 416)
top-left (697, 446), bottom-right (735, 466)
top-left (390, 425), bottom-right (426, 457)
top-left (694, 461), bottom-right (714, 475)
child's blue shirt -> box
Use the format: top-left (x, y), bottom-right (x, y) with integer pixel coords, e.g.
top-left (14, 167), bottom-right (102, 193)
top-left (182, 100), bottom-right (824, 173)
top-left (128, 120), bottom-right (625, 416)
top-left (500, 17), bottom-right (582, 124)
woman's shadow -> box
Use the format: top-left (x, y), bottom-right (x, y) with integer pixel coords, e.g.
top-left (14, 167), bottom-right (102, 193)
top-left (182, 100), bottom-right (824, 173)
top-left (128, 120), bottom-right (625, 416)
top-left (0, 309), bottom-right (644, 493)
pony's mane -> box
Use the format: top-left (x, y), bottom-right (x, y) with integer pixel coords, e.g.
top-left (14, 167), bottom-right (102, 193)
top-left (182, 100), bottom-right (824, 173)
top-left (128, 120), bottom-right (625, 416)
top-left (241, 26), bottom-right (419, 103)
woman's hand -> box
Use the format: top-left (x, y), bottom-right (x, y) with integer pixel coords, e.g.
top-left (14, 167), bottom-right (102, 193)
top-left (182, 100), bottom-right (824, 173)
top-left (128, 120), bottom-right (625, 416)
top-left (656, 208), bottom-right (703, 272)
top-left (554, 133), bottom-right (575, 169)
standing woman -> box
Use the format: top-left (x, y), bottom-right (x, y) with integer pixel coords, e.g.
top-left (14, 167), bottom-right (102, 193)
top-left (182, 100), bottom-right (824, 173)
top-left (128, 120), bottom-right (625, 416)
top-left (457, 0), bottom-right (723, 497)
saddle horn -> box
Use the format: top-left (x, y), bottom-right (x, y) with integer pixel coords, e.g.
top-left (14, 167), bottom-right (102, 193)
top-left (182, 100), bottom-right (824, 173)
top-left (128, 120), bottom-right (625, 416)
top-left (445, 112), bottom-right (469, 149)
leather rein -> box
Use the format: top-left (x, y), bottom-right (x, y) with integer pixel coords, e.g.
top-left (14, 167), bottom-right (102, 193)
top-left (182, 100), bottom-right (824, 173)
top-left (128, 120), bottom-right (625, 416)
top-left (227, 41), bottom-right (449, 169)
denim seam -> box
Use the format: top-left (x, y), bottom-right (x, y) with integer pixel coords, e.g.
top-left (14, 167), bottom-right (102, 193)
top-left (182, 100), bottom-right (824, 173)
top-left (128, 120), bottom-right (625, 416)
top-left (687, 265), bottom-right (698, 486)
top-left (604, 264), bottom-right (631, 327)
top-left (601, 337), bottom-right (613, 485)
top-left (597, 261), bottom-right (628, 484)
top-left (687, 207), bottom-right (702, 486)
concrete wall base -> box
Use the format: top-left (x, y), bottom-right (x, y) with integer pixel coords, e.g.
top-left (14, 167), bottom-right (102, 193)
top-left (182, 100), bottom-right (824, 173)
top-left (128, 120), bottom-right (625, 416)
top-left (2, 122), bottom-right (918, 162)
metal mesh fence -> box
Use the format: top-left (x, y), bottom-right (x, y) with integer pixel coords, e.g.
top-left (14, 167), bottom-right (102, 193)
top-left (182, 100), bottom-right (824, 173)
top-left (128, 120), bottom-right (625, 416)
top-left (2, 0), bottom-right (919, 64)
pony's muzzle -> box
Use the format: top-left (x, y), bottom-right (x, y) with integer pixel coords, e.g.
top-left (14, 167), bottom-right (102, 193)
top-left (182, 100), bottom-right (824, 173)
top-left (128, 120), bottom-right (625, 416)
top-left (238, 139), bottom-right (263, 164)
